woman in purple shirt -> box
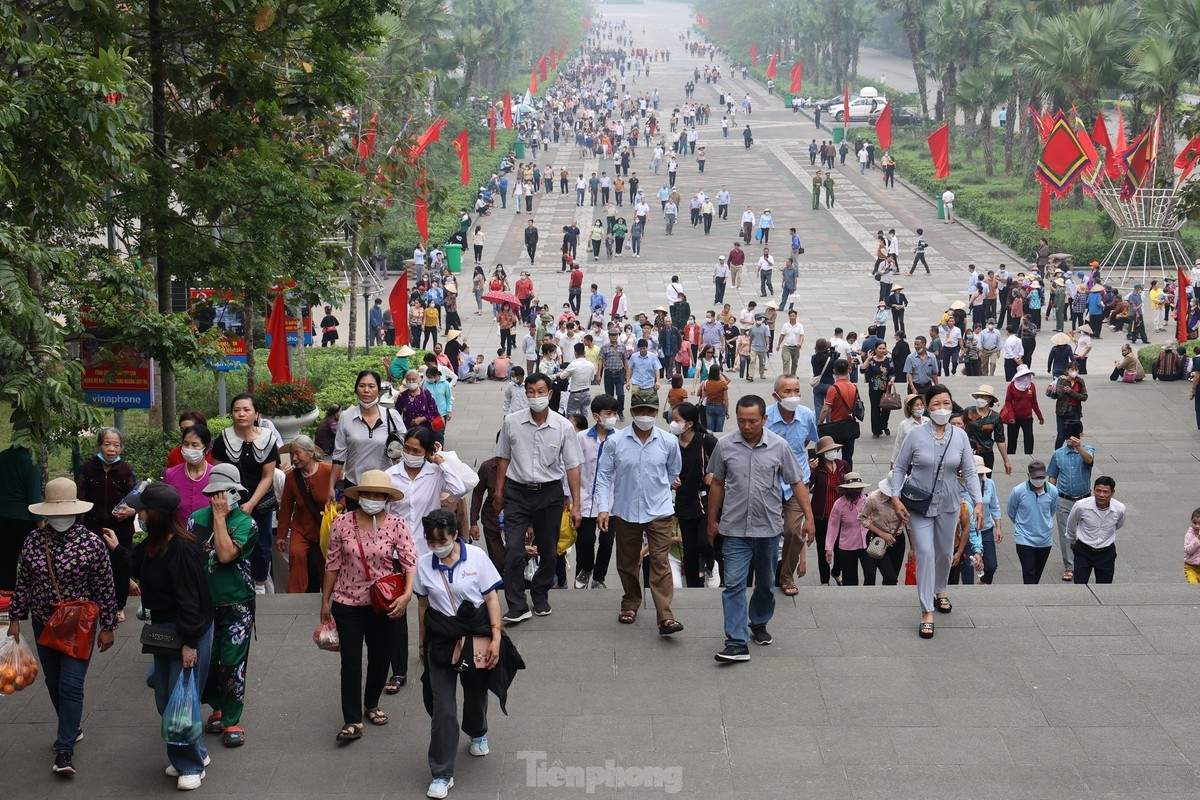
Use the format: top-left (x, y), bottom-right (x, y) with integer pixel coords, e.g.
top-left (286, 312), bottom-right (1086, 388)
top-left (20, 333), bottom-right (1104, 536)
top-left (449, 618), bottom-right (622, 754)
top-left (161, 424), bottom-right (215, 527)
top-left (392, 369), bottom-right (441, 431)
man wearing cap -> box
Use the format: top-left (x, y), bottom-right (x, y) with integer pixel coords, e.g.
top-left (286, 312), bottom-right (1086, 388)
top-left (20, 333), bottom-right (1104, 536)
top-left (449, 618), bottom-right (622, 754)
top-left (494, 373), bottom-right (583, 623)
top-left (1005, 460), bottom-right (1059, 584)
top-left (713, 255), bottom-right (729, 304)
top-left (1065, 476), bottom-right (1125, 584)
top-left (599, 329), bottom-right (629, 419)
top-left (1046, 418), bottom-right (1095, 582)
top-left (595, 390), bottom-right (683, 635)
top-left (187, 463), bottom-right (259, 747)
top-left (708, 395), bottom-right (811, 661)
top-left (766, 376), bottom-right (819, 595)
top-left (1126, 283), bottom-right (1149, 344)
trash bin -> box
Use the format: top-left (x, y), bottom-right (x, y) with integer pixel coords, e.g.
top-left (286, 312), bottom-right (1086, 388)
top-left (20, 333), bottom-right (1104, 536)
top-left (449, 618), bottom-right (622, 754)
top-left (832, 127), bottom-right (845, 144)
top-left (937, 197), bottom-right (945, 220)
top-left (444, 243), bottom-right (462, 273)
top-left (514, 139), bottom-right (525, 159)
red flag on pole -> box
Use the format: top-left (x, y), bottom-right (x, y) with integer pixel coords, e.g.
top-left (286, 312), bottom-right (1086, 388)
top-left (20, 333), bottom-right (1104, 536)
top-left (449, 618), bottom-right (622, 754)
top-left (1177, 266), bottom-right (1192, 344)
top-left (927, 123), bottom-right (951, 179)
top-left (538, 55), bottom-right (547, 83)
top-left (750, 44), bottom-right (757, 67)
top-left (415, 169), bottom-right (429, 243)
top-left (789, 61), bottom-right (803, 94)
top-left (389, 272), bottom-right (409, 346)
top-left (502, 90), bottom-right (513, 128)
top-left (358, 111), bottom-right (378, 159)
top-left (765, 53), bottom-right (777, 79)
top-left (1115, 104), bottom-right (1128, 153)
top-left (1092, 113), bottom-right (1119, 179)
top-left (1175, 135), bottom-right (1200, 182)
top-left (452, 129), bottom-right (470, 186)
top-left (530, 67), bottom-right (538, 96)
top-left (408, 116), bottom-right (446, 161)
top-left (488, 105), bottom-right (496, 151)
top-left (266, 293), bottom-right (291, 384)
top-left (843, 83), bottom-right (850, 135)
top-left (1037, 185), bottom-right (1052, 229)
top-left (875, 102), bottom-right (893, 150)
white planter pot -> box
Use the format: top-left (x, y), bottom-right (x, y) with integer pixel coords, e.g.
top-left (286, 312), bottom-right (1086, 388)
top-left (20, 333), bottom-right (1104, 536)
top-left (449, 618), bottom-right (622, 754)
top-left (270, 408), bottom-right (319, 445)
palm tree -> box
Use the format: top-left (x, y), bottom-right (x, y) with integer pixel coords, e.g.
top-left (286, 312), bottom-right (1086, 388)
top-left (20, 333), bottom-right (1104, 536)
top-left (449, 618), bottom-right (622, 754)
top-left (876, 0), bottom-right (932, 118)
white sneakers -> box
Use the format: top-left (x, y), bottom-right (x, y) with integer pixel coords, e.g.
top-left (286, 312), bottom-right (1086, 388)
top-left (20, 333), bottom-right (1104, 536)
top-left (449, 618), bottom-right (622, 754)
top-left (166, 755), bottom-right (211, 777)
top-left (176, 770), bottom-right (206, 791)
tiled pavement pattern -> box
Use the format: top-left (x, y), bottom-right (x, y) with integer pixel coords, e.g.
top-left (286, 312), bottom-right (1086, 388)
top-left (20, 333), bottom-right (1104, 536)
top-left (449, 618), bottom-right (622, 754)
top-left (6, 2), bottom-right (1197, 797)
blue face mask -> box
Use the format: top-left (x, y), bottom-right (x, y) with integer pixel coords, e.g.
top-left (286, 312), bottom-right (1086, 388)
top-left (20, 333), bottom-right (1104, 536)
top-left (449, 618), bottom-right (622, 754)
top-left (97, 452), bottom-right (122, 465)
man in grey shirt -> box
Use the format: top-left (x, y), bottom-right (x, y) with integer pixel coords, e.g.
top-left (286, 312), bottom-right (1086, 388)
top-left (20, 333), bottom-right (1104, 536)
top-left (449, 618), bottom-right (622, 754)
top-left (748, 315), bottom-right (770, 381)
top-left (708, 395), bottom-right (812, 662)
top-left (495, 373), bottom-right (583, 623)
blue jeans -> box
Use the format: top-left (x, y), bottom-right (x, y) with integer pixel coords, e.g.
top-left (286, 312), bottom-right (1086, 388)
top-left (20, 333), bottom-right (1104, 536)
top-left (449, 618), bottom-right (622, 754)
top-left (154, 622), bottom-right (214, 776)
top-left (705, 403), bottom-right (727, 432)
top-left (603, 372), bottom-right (625, 416)
top-left (720, 535), bottom-right (779, 648)
top-left (978, 527), bottom-right (998, 584)
top-left (32, 621), bottom-right (94, 755)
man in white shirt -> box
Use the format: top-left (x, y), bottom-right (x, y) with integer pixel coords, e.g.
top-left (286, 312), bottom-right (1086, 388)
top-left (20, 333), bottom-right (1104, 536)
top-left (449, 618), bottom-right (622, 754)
top-left (740, 207), bottom-right (756, 243)
top-left (1001, 323), bottom-right (1025, 381)
top-left (776, 309), bottom-right (805, 376)
top-left (716, 186), bottom-right (731, 220)
top-left (757, 248), bottom-right (775, 297)
top-left (966, 264), bottom-right (980, 297)
top-left (739, 302), bottom-right (757, 329)
top-left (942, 188), bottom-right (956, 223)
top-left (666, 276), bottom-right (685, 305)
top-left (829, 327), bottom-right (851, 359)
top-left (713, 256), bottom-right (730, 304)
top-left (887, 229), bottom-right (899, 260)
top-left (561, 343), bottom-right (598, 415)
top-left (1065, 476), bottom-right (1125, 585)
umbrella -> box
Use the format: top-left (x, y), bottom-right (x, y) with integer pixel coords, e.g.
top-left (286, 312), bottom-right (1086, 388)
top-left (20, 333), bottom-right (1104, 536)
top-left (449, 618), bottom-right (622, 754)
top-left (482, 290), bottom-right (520, 307)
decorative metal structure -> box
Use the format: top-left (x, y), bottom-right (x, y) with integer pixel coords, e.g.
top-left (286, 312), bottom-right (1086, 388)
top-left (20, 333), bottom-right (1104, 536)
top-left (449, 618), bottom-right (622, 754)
top-left (1092, 186), bottom-right (1191, 288)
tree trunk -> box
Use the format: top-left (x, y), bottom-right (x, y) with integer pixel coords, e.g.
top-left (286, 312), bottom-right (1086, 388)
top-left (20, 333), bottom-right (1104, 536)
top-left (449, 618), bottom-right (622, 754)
top-left (149, 0), bottom-right (176, 433)
top-left (347, 226), bottom-right (359, 361)
top-left (244, 294), bottom-right (257, 393)
top-left (983, 108), bottom-right (994, 178)
top-left (1158, 105), bottom-right (1176, 187)
top-left (1003, 87), bottom-right (1017, 174)
top-left (942, 64), bottom-right (957, 127)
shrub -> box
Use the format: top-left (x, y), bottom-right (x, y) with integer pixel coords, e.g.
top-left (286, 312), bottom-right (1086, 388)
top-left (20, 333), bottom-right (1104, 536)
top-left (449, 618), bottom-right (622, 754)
top-left (1136, 339), bottom-right (1200, 371)
top-left (257, 380), bottom-right (317, 417)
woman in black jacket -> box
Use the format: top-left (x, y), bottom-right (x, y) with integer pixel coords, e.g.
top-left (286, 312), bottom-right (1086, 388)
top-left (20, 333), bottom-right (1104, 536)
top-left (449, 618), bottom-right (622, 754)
top-left (129, 484), bottom-right (214, 791)
top-left (810, 338), bottom-right (837, 413)
top-left (78, 427), bottom-right (138, 621)
top-left (671, 403), bottom-right (719, 587)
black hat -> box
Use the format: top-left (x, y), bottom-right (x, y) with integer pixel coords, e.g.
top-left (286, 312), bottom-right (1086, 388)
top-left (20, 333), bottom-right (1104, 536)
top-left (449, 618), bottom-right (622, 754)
top-left (126, 483), bottom-right (181, 515)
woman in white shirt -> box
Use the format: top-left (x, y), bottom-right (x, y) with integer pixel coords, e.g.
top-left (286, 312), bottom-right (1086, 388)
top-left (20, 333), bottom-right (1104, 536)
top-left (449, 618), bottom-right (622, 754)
top-left (381, 427), bottom-right (466, 694)
top-left (890, 393), bottom-right (928, 469)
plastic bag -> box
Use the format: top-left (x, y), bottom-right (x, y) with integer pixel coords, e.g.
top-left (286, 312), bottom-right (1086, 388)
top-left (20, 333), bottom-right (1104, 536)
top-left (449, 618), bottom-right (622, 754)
top-left (556, 506), bottom-right (577, 556)
top-left (319, 501), bottom-right (338, 558)
top-left (0, 635), bottom-right (39, 696)
top-left (313, 620), bottom-right (340, 652)
top-left (162, 667), bottom-right (202, 745)
top-left (439, 451), bottom-right (480, 496)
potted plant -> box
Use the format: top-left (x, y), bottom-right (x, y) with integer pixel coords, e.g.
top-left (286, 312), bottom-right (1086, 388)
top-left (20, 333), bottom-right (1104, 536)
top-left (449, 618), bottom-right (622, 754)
top-left (259, 380), bottom-right (318, 444)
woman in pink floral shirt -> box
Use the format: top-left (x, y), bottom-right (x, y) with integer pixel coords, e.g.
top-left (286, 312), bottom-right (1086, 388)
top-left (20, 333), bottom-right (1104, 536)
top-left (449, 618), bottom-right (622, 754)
top-left (320, 470), bottom-right (416, 741)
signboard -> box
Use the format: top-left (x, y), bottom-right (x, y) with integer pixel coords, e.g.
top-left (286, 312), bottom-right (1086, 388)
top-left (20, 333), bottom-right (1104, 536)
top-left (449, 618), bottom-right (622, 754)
top-left (213, 333), bottom-right (248, 371)
top-left (81, 342), bottom-right (154, 409)
top-left (264, 311), bottom-right (313, 346)
top-left (189, 288), bottom-right (248, 370)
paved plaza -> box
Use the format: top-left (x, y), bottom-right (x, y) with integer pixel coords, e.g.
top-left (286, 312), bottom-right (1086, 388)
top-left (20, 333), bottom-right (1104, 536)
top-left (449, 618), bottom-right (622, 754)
top-left (4, 1), bottom-right (1199, 797)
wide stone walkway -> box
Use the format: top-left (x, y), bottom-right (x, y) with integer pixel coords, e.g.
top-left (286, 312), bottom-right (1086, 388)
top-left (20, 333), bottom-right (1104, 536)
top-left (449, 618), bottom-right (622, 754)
top-left (5, 2), bottom-right (1198, 797)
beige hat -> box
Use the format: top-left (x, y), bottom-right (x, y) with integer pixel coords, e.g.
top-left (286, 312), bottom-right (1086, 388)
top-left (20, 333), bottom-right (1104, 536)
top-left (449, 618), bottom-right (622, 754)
top-left (445, 284), bottom-right (458, 294)
top-left (765, 300), bottom-right (778, 309)
top-left (814, 436), bottom-right (841, 455)
top-left (903, 393), bottom-right (924, 416)
top-left (1089, 285), bottom-right (1104, 293)
top-left (29, 477), bottom-right (93, 517)
top-left (446, 330), bottom-right (462, 341)
top-left (1050, 332), bottom-right (1071, 346)
top-left (839, 472), bottom-right (869, 490)
top-left (951, 300), bottom-right (967, 310)
top-left (397, 345), bottom-right (416, 357)
top-left (653, 305), bottom-right (668, 313)
top-left (893, 285), bottom-right (903, 291)
top-left (973, 455), bottom-right (992, 475)
top-left (971, 384), bottom-right (999, 402)
top-left (344, 469), bottom-right (404, 501)
top-left (876, 477), bottom-right (895, 497)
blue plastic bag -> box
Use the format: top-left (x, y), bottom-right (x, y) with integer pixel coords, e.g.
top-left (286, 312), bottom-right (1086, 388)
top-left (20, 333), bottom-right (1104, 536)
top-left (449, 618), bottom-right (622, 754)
top-left (162, 667), bottom-right (202, 745)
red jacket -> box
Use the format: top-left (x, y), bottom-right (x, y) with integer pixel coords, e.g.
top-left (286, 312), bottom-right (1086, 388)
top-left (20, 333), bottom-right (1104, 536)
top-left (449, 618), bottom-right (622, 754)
top-left (1003, 382), bottom-right (1043, 423)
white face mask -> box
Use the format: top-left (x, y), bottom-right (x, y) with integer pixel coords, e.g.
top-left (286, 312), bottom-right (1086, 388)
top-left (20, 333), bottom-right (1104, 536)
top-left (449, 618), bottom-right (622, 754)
top-left (632, 415), bottom-right (657, 430)
top-left (1067, 370), bottom-right (1078, 379)
top-left (1030, 477), bottom-right (1046, 488)
top-left (406, 382), bottom-right (420, 391)
top-left (360, 396), bottom-right (379, 409)
top-left (600, 416), bottom-right (618, 430)
top-left (181, 447), bottom-right (206, 465)
top-left (359, 498), bottom-right (387, 516)
top-left (402, 453), bottom-right (427, 470)
top-left (527, 396), bottom-right (550, 412)
top-left (779, 397), bottom-right (802, 412)
top-left (824, 450), bottom-right (841, 462)
top-left (668, 421), bottom-right (686, 436)
top-left (974, 397), bottom-right (990, 409)
top-left (912, 408), bottom-right (925, 418)
top-left (431, 541), bottom-right (456, 559)
top-left (47, 515), bottom-right (75, 533)
top-left (929, 408), bottom-right (953, 426)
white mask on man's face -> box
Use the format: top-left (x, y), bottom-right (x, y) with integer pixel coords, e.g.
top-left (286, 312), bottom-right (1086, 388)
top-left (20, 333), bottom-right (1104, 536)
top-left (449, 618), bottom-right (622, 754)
top-left (632, 415), bottom-right (657, 431)
top-left (527, 396), bottom-right (550, 412)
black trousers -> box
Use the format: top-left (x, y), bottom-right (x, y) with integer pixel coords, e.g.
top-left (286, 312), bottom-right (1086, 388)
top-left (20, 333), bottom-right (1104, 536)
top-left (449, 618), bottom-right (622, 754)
top-left (574, 517), bottom-right (614, 583)
top-left (874, 534), bottom-right (907, 585)
top-left (1015, 543), bottom-right (1052, 584)
top-left (813, 517), bottom-right (840, 584)
top-left (1005, 418), bottom-right (1035, 455)
top-left (331, 602), bottom-right (391, 725)
top-left (1072, 542), bottom-right (1116, 584)
top-left (502, 484), bottom-right (565, 615)
top-left (678, 515), bottom-right (717, 587)
top-left (868, 390), bottom-right (892, 436)
top-left (834, 548), bottom-right (877, 586)
top-left (423, 657), bottom-right (489, 779)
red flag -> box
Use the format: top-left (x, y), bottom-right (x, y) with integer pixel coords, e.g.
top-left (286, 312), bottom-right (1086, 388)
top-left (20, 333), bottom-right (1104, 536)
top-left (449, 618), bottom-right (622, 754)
top-left (266, 293), bottom-right (291, 384)
top-left (408, 116), bottom-right (446, 161)
top-left (1119, 112), bottom-right (1160, 201)
top-left (1093, 113), bottom-right (1119, 179)
top-left (843, 83), bottom-right (850, 132)
top-left (452, 129), bottom-right (470, 186)
top-left (538, 55), bottom-right (547, 82)
top-left (502, 90), bottom-right (513, 128)
top-left (789, 61), bottom-right (803, 94)
top-left (1175, 135), bottom-right (1200, 182)
top-left (530, 67), bottom-right (538, 96)
top-left (1178, 266), bottom-right (1192, 344)
top-left (358, 111), bottom-right (378, 159)
top-left (765, 53), bottom-right (777, 79)
top-left (389, 272), bottom-right (409, 346)
top-left (927, 123), bottom-right (951, 179)
top-left (415, 169), bottom-right (429, 243)
top-left (488, 105), bottom-right (496, 151)
top-left (875, 102), bottom-right (893, 150)
top-left (750, 44), bottom-right (757, 67)
top-left (1037, 185), bottom-right (1051, 229)
top-left (1028, 106), bottom-right (1049, 142)
top-left (1115, 104), bottom-right (1127, 153)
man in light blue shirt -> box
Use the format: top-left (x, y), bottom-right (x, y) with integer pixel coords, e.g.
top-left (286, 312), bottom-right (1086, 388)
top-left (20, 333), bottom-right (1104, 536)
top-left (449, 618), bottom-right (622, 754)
top-left (1006, 460), bottom-right (1059, 584)
top-left (595, 390), bottom-right (683, 636)
top-left (423, 366), bottom-right (454, 446)
top-left (766, 376), bottom-right (819, 594)
top-left (1046, 418), bottom-right (1095, 581)
top-left (627, 340), bottom-right (660, 390)
top-left (749, 316), bottom-right (770, 380)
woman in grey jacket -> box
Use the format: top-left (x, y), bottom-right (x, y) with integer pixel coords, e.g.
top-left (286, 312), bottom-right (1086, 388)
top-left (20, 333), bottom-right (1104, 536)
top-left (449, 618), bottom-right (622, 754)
top-left (890, 386), bottom-right (983, 638)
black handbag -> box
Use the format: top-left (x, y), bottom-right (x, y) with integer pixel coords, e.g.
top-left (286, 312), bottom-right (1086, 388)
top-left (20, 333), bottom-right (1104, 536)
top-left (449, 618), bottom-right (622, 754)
top-left (140, 624), bottom-right (184, 658)
top-left (817, 386), bottom-right (861, 441)
top-left (899, 433), bottom-right (952, 516)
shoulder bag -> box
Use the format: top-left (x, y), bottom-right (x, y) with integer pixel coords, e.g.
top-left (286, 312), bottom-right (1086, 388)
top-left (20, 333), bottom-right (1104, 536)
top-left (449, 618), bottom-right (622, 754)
top-left (817, 385), bottom-right (862, 441)
top-left (809, 354), bottom-right (832, 388)
top-left (898, 429), bottom-right (953, 516)
top-left (439, 572), bottom-right (493, 672)
top-left (140, 624), bottom-right (184, 658)
top-left (865, 531), bottom-right (889, 559)
top-left (36, 545), bottom-right (99, 661)
top-left (384, 407), bottom-right (406, 460)
top-left (353, 523), bottom-right (406, 615)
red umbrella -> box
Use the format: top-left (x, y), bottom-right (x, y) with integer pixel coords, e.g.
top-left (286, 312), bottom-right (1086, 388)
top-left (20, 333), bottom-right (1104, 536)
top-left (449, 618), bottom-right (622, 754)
top-left (481, 290), bottom-right (519, 307)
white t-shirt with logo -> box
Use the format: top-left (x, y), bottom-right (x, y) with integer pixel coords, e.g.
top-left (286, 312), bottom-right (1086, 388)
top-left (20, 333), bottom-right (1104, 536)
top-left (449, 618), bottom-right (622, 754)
top-left (412, 541), bottom-right (503, 617)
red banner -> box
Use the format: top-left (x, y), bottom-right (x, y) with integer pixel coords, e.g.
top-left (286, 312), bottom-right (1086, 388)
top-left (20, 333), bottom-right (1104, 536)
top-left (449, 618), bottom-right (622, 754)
top-left (1037, 185), bottom-right (1051, 229)
top-left (927, 124), bottom-right (951, 179)
top-left (843, 83), bottom-right (850, 132)
top-left (488, 105), bottom-right (496, 151)
top-left (1175, 135), bottom-right (1200, 182)
top-left (789, 61), bottom-right (803, 94)
top-left (1178, 266), bottom-right (1192, 344)
top-left (1092, 113), bottom-right (1120, 179)
top-left (452, 129), bottom-right (470, 186)
top-left (538, 55), bottom-right (547, 83)
top-left (875, 103), bottom-right (893, 150)
top-left (390, 272), bottom-right (409, 346)
top-left (358, 111), bottom-right (377, 159)
top-left (530, 67), bottom-right (538, 97)
top-left (765, 54), bottom-right (776, 79)
top-left (502, 90), bottom-right (513, 128)
top-left (266, 293), bottom-right (291, 384)
top-left (750, 43), bottom-right (757, 67)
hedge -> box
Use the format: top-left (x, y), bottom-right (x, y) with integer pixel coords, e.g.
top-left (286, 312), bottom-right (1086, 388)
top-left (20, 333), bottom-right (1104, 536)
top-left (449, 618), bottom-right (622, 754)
top-left (1136, 338), bottom-right (1200, 372)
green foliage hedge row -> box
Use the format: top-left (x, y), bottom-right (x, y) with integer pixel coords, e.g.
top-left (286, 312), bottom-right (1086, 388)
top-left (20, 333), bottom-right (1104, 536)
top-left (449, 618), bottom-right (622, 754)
top-left (1137, 339), bottom-right (1200, 372)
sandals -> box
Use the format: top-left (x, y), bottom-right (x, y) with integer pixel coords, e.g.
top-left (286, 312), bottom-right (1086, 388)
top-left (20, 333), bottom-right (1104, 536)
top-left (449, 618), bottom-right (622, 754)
top-left (365, 708), bottom-right (389, 726)
top-left (919, 622), bottom-right (935, 639)
top-left (658, 619), bottom-right (684, 636)
top-left (1062, 571), bottom-right (1074, 582)
top-left (935, 596), bottom-right (953, 614)
top-left (384, 675), bottom-right (406, 694)
top-left (618, 610), bottom-right (637, 624)
top-left (222, 726), bottom-right (245, 748)
top-left (205, 712), bottom-right (224, 735)
top-left (781, 585), bottom-right (799, 597)
top-left (336, 724), bottom-right (363, 742)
